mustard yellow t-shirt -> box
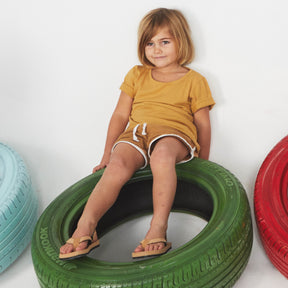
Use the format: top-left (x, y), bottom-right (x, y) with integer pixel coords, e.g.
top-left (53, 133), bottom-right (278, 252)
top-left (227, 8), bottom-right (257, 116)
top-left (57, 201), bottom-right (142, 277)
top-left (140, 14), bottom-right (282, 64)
top-left (120, 65), bottom-right (215, 152)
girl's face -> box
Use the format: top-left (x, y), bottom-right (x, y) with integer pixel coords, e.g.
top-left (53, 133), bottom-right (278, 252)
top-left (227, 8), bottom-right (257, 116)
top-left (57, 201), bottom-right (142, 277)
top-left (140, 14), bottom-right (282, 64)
top-left (145, 26), bottom-right (178, 70)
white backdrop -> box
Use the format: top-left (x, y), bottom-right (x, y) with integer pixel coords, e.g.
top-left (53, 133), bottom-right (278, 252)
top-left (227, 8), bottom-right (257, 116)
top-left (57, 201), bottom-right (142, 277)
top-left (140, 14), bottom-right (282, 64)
top-left (1, 0), bottom-right (288, 287)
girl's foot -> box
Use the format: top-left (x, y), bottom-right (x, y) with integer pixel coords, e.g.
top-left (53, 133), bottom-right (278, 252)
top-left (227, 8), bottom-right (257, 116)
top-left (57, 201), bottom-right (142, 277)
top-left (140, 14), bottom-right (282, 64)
top-left (133, 223), bottom-right (167, 253)
top-left (59, 227), bottom-right (98, 256)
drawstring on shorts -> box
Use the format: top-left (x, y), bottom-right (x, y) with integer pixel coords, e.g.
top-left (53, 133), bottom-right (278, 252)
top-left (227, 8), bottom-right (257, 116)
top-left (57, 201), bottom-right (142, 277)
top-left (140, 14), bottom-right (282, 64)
top-left (132, 123), bottom-right (147, 142)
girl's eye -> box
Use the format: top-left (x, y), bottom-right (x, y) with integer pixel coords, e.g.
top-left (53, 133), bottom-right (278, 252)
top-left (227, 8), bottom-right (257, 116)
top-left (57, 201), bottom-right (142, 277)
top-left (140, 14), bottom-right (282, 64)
top-left (162, 40), bottom-right (170, 45)
top-left (146, 42), bottom-right (154, 47)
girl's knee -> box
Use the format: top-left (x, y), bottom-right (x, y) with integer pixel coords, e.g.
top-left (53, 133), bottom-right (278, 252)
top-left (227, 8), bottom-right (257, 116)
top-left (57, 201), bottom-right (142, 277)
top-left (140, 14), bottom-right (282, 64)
top-left (150, 138), bottom-right (189, 169)
top-left (150, 148), bottom-right (176, 170)
top-left (107, 156), bottom-right (130, 172)
top-left (102, 158), bottom-right (134, 186)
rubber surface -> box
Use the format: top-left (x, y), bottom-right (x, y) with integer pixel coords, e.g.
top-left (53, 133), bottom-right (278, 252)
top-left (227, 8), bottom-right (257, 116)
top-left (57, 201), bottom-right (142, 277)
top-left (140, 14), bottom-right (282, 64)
top-left (0, 143), bottom-right (38, 273)
top-left (32, 158), bottom-right (253, 288)
top-left (254, 135), bottom-right (288, 278)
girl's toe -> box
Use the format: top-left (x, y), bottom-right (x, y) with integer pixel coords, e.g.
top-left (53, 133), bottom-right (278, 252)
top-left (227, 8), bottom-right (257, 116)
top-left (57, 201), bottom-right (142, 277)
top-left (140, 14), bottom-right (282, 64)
top-left (134, 244), bottom-right (144, 253)
top-left (60, 244), bottom-right (71, 254)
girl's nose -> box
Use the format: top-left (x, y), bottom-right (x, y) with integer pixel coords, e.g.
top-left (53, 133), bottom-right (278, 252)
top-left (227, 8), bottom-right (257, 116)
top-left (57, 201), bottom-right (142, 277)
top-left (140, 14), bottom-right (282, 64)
top-left (154, 45), bottom-right (162, 54)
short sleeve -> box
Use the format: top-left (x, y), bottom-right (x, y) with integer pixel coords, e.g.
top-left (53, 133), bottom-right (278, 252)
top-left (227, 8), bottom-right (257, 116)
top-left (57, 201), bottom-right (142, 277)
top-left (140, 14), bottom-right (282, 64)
top-left (191, 78), bottom-right (215, 114)
top-left (120, 66), bottom-right (140, 99)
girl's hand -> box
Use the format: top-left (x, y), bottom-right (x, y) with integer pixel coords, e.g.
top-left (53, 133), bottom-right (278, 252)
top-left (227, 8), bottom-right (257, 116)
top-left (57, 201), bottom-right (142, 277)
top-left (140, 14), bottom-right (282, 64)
top-left (92, 154), bottom-right (111, 173)
top-left (92, 91), bottom-right (132, 173)
top-left (92, 163), bottom-right (106, 173)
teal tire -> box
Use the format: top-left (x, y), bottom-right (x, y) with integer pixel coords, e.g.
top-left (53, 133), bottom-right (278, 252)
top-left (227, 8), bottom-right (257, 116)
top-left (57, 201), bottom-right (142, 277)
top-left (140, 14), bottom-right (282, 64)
top-left (31, 158), bottom-right (252, 288)
top-left (0, 143), bottom-right (38, 273)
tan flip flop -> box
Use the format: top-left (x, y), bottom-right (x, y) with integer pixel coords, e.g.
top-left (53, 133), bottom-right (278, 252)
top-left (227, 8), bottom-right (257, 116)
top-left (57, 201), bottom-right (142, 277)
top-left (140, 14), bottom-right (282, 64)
top-left (59, 231), bottom-right (100, 260)
top-left (132, 238), bottom-right (172, 259)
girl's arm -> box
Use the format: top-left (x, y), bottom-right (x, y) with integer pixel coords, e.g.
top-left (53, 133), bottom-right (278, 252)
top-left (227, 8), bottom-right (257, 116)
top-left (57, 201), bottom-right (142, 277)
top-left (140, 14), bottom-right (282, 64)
top-left (194, 107), bottom-right (212, 160)
top-left (93, 91), bottom-right (133, 172)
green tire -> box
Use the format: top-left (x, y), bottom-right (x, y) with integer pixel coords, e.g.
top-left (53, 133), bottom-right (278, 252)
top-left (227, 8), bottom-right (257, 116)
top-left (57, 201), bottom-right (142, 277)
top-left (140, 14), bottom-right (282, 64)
top-left (31, 158), bottom-right (253, 288)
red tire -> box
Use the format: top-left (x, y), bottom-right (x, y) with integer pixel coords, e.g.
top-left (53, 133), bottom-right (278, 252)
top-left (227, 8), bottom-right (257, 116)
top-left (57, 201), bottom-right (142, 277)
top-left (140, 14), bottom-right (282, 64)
top-left (254, 135), bottom-right (288, 277)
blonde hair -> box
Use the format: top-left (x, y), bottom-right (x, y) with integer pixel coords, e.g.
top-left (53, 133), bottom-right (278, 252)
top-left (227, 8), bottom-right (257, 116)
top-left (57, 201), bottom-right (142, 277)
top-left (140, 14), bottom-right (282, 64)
top-left (138, 8), bottom-right (195, 67)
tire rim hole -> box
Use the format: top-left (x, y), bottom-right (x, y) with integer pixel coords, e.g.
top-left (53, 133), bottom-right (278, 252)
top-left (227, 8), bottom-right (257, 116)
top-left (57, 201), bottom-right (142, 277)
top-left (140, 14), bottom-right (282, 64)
top-left (69, 179), bottom-right (213, 263)
top-left (88, 212), bottom-right (207, 262)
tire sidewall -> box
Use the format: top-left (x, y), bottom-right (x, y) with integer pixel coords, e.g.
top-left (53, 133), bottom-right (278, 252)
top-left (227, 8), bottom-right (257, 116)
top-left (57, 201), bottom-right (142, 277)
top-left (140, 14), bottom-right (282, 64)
top-left (32, 158), bottom-right (252, 287)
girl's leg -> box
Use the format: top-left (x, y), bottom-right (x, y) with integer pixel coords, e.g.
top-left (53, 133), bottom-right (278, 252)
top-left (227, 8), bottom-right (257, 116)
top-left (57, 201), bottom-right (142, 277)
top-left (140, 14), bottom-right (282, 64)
top-left (60, 143), bottom-right (145, 255)
top-left (134, 137), bottom-right (189, 253)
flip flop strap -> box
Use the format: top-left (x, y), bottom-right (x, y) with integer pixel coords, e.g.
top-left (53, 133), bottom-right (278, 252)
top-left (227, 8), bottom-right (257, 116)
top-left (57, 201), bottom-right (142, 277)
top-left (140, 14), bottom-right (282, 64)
top-left (66, 235), bottom-right (92, 249)
top-left (140, 238), bottom-right (167, 248)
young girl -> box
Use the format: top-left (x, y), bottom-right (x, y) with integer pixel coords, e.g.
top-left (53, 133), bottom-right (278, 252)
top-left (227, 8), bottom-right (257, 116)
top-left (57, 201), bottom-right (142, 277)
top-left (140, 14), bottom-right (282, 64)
top-left (59, 7), bottom-right (215, 260)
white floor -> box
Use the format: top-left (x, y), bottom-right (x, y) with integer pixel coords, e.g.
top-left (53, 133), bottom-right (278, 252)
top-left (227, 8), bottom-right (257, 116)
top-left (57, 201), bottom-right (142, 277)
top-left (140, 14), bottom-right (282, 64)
top-left (1, 213), bottom-right (287, 287)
